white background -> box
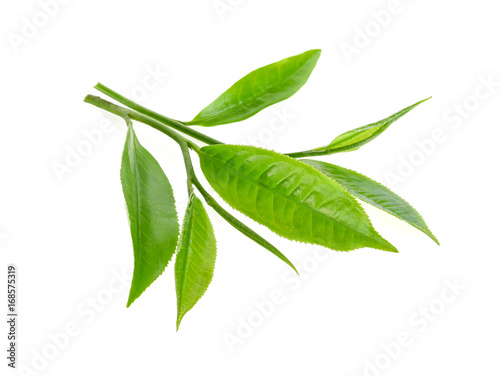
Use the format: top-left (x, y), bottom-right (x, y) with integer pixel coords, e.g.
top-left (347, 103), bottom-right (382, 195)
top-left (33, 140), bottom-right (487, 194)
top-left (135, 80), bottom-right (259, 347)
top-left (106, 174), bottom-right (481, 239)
top-left (1, 0), bottom-right (499, 375)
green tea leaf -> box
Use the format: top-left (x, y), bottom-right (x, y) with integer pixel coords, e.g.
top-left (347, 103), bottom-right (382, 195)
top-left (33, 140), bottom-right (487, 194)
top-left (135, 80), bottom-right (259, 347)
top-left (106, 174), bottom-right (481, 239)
top-left (303, 160), bottom-right (439, 245)
top-left (175, 194), bottom-right (217, 330)
top-left (198, 145), bottom-right (397, 253)
top-left (121, 124), bottom-right (179, 307)
top-left (187, 49), bottom-right (321, 127)
top-left (287, 98), bottom-right (430, 158)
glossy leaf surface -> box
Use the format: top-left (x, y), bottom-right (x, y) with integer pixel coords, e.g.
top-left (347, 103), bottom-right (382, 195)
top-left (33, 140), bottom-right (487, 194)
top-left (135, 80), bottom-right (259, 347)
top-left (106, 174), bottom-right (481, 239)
top-left (187, 49), bottom-right (321, 126)
top-left (198, 145), bottom-right (397, 252)
top-left (121, 124), bottom-right (179, 307)
top-left (303, 160), bottom-right (439, 244)
top-left (175, 194), bottom-right (217, 330)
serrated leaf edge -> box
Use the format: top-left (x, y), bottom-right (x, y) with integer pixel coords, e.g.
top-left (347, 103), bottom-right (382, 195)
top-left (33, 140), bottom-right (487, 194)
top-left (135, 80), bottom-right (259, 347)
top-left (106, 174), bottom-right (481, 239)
top-left (198, 145), bottom-right (397, 253)
top-left (303, 159), bottom-right (439, 245)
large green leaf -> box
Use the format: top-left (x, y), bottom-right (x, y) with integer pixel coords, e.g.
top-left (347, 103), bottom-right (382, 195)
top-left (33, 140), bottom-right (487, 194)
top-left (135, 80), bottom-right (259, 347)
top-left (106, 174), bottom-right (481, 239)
top-left (120, 124), bottom-right (179, 307)
top-left (175, 194), bottom-right (217, 330)
top-left (303, 160), bottom-right (439, 245)
top-left (287, 98), bottom-right (430, 158)
top-left (197, 145), bottom-right (397, 253)
top-left (186, 49), bottom-right (321, 127)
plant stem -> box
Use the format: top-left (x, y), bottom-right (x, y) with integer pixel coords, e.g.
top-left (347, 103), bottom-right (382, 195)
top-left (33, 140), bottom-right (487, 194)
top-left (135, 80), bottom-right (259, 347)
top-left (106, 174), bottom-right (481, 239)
top-left (94, 83), bottom-right (223, 146)
top-left (285, 149), bottom-right (331, 158)
top-left (84, 94), bottom-right (190, 146)
top-left (84, 94), bottom-right (199, 191)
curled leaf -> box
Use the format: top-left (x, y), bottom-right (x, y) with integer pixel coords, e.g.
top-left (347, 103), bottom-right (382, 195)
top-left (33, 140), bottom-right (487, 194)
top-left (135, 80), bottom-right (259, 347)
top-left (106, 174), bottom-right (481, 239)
top-left (287, 98), bottom-right (430, 158)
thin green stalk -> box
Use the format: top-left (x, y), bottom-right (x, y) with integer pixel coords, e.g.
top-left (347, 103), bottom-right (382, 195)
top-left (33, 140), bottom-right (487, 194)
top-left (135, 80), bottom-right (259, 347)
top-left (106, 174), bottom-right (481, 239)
top-left (84, 94), bottom-right (197, 190)
top-left (84, 95), bottom-right (186, 144)
top-left (285, 149), bottom-right (334, 158)
top-left (94, 83), bottom-right (224, 146)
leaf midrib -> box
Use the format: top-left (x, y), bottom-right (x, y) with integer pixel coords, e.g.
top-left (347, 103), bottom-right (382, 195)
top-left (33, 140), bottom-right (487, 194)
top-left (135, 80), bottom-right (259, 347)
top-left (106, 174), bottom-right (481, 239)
top-left (200, 149), bottom-right (386, 247)
top-left (193, 57), bottom-right (314, 124)
top-left (177, 201), bottom-right (194, 308)
top-left (131, 134), bottom-right (144, 288)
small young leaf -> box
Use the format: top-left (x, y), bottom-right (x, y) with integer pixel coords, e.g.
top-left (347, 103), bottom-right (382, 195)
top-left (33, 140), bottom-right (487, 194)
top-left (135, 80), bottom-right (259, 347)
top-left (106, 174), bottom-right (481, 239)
top-left (121, 124), bottom-right (179, 307)
top-left (303, 160), bottom-right (439, 244)
top-left (175, 194), bottom-right (217, 330)
top-left (186, 49), bottom-right (321, 127)
top-left (197, 145), bottom-right (397, 253)
top-left (287, 98), bottom-right (430, 158)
